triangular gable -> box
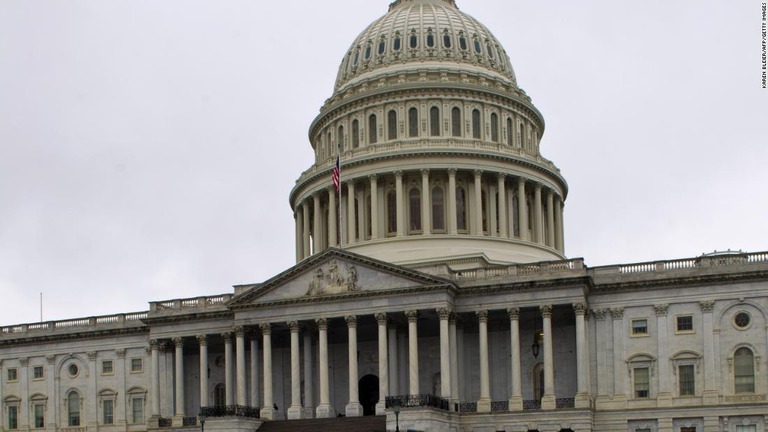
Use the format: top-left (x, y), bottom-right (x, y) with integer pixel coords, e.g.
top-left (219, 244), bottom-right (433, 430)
top-left (229, 248), bottom-right (454, 308)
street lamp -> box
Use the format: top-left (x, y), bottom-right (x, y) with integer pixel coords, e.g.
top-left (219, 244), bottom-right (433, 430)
top-left (392, 403), bottom-right (401, 432)
top-left (199, 414), bottom-right (206, 432)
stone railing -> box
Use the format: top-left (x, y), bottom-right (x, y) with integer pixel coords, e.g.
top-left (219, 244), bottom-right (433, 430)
top-left (150, 294), bottom-right (233, 312)
top-left (386, 394), bottom-right (450, 411)
top-left (0, 312), bottom-right (147, 335)
top-left (594, 251), bottom-right (768, 277)
top-left (199, 405), bottom-right (260, 419)
top-left (453, 258), bottom-right (585, 281)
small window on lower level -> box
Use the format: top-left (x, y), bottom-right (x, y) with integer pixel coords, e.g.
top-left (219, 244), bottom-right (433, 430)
top-left (680, 427), bottom-right (697, 432)
top-left (676, 315), bottom-right (694, 332)
top-left (131, 358), bottom-right (143, 373)
top-left (33, 366), bottom-right (44, 379)
top-left (102, 360), bottom-right (113, 375)
top-left (631, 319), bottom-right (648, 336)
top-left (7, 368), bottom-right (18, 382)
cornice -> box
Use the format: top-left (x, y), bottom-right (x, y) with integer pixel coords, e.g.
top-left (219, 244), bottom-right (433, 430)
top-left (591, 270), bottom-right (768, 294)
top-left (457, 276), bottom-right (593, 298)
top-left (0, 326), bottom-right (148, 348)
top-left (140, 310), bottom-right (235, 326)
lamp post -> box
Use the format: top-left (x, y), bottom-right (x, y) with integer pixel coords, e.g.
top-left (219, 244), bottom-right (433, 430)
top-left (199, 414), bottom-right (206, 432)
top-left (392, 403), bottom-right (400, 432)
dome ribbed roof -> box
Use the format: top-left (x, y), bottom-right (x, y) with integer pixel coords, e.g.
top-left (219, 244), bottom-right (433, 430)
top-left (334, 0), bottom-right (517, 92)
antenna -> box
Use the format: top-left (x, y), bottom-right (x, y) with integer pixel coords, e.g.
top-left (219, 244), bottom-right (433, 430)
top-left (40, 292), bottom-right (43, 322)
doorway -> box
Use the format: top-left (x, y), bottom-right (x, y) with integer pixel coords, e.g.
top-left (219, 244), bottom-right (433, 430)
top-left (358, 374), bottom-right (380, 416)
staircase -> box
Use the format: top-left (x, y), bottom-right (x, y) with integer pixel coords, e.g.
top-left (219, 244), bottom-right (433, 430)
top-left (256, 415), bottom-right (386, 432)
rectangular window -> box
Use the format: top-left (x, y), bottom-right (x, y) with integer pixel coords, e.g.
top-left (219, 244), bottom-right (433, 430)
top-left (34, 403), bottom-right (44, 428)
top-left (736, 426), bottom-right (757, 432)
top-left (681, 428), bottom-right (697, 432)
top-left (7, 368), bottom-right (18, 382)
top-left (102, 360), bottom-right (113, 375)
top-left (676, 315), bottom-right (693, 332)
top-left (33, 366), bottom-right (44, 379)
top-left (636, 429), bottom-right (651, 432)
top-left (132, 398), bottom-right (144, 423)
top-left (631, 319), bottom-right (648, 335)
top-left (131, 358), bottom-right (143, 373)
top-left (679, 364), bottom-right (695, 396)
top-left (103, 399), bottom-right (114, 425)
top-left (8, 405), bottom-right (18, 430)
top-left (634, 367), bottom-right (650, 398)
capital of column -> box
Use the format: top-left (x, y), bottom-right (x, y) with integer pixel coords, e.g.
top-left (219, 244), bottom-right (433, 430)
top-left (540, 305), bottom-right (553, 318)
top-left (394, 170), bottom-right (403, 178)
top-left (473, 169), bottom-right (483, 178)
top-left (369, 174), bottom-right (378, 182)
top-left (315, 318), bottom-right (329, 331)
top-left (46, 355), bottom-right (56, 365)
top-left (573, 302), bottom-right (588, 316)
top-left (654, 304), bottom-right (669, 316)
top-left (87, 351), bottom-right (97, 362)
top-left (610, 307), bottom-right (624, 320)
top-left (447, 168), bottom-right (457, 177)
top-left (221, 332), bottom-right (232, 342)
top-left (421, 168), bottom-right (430, 177)
top-left (497, 173), bottom-right (507, 181)
top-left (197, 335), bottom-right (208, 346)
top-left (699, 300), bottom-right (715, 313)
top-left (436, 307), bottom-right (453, 320)
top-left (405, 310), bottom-right (419, 322)
top-left (345, 315), bottom-right (358, 328)
top-left (149, 339), bottom-right (159, 350)
top-left (19, 357), bottom-right (29, 367)
top-left (476, 310), bottom-right (489, 322)
top-left (448, 312), bottom-right (457, 324)
top-left (534, 182), bottom-right (542, 192)
top-left (259, 323), bottom-right (272, 335)
top-left (116, 349), bottom-right (126, 359)
top-left (233, 326), bottom-right (244, 337)
top-left (592, 309), bottom-right (607, 320)
top-left (517, 177), bottom-right (526, 187)
top-left (507, 307), bottom-right (520, 320)
top-left (375, 313), bottom-right (387, 325)
top-left (172, 337), bottom-right (184, 347)
top-left (288, 321), bottom-right (300, 333)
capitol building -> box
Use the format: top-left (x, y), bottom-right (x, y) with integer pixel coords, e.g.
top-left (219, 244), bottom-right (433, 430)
top-left (2, 1), bottom-right (767, 431)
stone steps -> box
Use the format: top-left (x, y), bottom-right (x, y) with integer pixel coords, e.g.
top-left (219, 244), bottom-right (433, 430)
top-left (256, 415), bottom-right (386, 432)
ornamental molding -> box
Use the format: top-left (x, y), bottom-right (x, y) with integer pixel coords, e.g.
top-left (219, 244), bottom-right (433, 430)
top-left (699, 300), bottom-right (715, 312)
top-left (654, 304), bottom-right (669, 316)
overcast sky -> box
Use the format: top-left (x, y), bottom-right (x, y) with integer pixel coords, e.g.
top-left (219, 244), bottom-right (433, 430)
top-left (1, 0), bottom-right (766, 326)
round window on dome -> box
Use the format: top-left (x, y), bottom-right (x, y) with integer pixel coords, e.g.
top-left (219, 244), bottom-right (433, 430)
top-left (734, 312), bottom-right (751, 329)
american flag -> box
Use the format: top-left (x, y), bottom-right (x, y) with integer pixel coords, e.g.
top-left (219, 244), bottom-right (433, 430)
top-left (332, 155), bottom-right (340, 193)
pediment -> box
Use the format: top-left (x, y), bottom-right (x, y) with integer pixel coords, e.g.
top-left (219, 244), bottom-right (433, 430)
top-left (229, 248), bottom-right (454, 308)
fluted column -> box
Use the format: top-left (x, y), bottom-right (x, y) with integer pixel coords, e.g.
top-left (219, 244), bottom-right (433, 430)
top-left (303, 328), bottom-right (315, 418)
top-left (541, 305), bottom-right (556, 410)
top-left (287, 321), bottom-right (304, 419)
top-left (369, 175), bottom-right (379, 239)
top-left (302, 200), bottom-right (310, 257)
top-left (574, 303), bottom-right (590, 408)
top-left (406, 310), bottom-right (420, 394)
top-left (234, 327), bottom-right (247, 406)
top-left (260, 323), bottom-right (275, 420)
top-left (517, 179), bottom-right (528, 240)
top-left (150, 340), bottom-right (161, 418)
top-left (437, 308), bottom-right (452, 400)
top-left (421, 169), bottom-right (431, 235)
top-left (449, 313), bottom-right (459, 409)
top-left (222, 332), bottom-right (233, 405)
top-left (316, 318), bottom-right (334, 418)
top-left (554, 195), bottom-right (564, 252)
top-left (347, 182), bottom-right (356, 244)
top-left (473, 170), bottom-right (483, 235)
top-left (534, 184), bottom-right (543, 243)
top-left (388, 320), bottom-right (399, 396)
top-left (250, 335), bottom-right (260, 408)
top-left (173, 337), bottom-right (185, 417)
top-left (546, 190), bottom-right (555, 247)
top-left (375, 313), bottom-right (389, 415)
top-left (395, 171), bottom-right (404, 236)
top-left (447, 168), bottom-right (458, 235)
top-left (497, 174), bottom-right (507, 237)
top-left (328, 187), bottom-right (337, 247)
top-left (507, 308), bottom-right (523, 411)
top-left (477, 311), bottom-right (491, 412)
top-left (295, 209), bottom-right (303, 262)
top-left (198, 336), bottom-right (209, 408)
top-left (345, 316), bottom-right (363, 416)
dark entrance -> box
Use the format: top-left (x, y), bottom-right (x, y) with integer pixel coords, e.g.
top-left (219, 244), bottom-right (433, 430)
top-left (358, 374), bottom-right (379, 416)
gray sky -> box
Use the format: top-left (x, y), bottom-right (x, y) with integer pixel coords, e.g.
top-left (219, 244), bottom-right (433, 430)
top-left (1, 0), bottom-right (766, 326)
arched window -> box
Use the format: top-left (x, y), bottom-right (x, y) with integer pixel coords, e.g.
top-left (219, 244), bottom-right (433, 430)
top-left (409, 31), bottom-right (418, 49)
top-left (68, 391), bottom-right (81, 426)
top-left (388, 110), bottom-right (398, 140)
top-left (432, 186), bottom-right (445, 232)
top-left (426, 29), bottom-right (435, 48)
top-left (337, 125), bottom-right (344, 149)
top-left (473, 38), bottom-right (482, 54)
top-left (354, 198), bottom-right (360, 241)
top-left (459, 33), bottom-right (468, 51)
top-left (352, 119), bottom-right (360, 149)
top-left (520, 122), bottom-right (526, 149)
top-left (442, 32), bottom-right (452, 49)
top-left (214, 383), bottom-right (225, 406)
top-left (490, 113), bottom-right (499, 142)
top-left (368, 114), bottom-right (377, 144)
top-left (481, 192), bottom-right (488, 233)
top-left (409, 187), bottom-right (421, 232)
top-left (506, 117), bottom-right (513, 145)
top-left (378, 39), bottom-right (386, 56)
top-left (366, 195), bottom-right (372, 239)
top-left (408, 107), bottom-right (419, 137)
top-left (734, 347), bottom-right (755, 393)
top-left (512, 196), bottom-right (520, 237)
top-left (472, 109), bottom-right (481, 139)
top-left (364, 43), bottom-right (372, 60)
top-left (430, 106), bottom-right (440, 136)
top-left (353, 47), bottom-right (360, 66)
top-left (393, 34), bottom-right (402, 51)
top-left (456, 186), bottom-right (467, 232)
top-left (451, 107), bottom-right (462, 137)
top-left (328, 131), bottom-right (333, 153)
top-left (387, 190), bottom-right (397, 235)
top-left (487, 43), bottom-right (495, 59)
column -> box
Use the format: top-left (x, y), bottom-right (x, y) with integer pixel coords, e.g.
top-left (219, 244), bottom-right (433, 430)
top-left (260, 324), bottom-right (275, 420)
top-left (547, 190), bottom-right (555, 247)
top-left (46, 355), bottom-right (58, 426)
top-left (223, 332), bottom-right (233, 405)
top-left (347, 182), bottom-right (356, 244)
top-left (395, 171), bottom-right (404, 236)
top-left (250, 336), bottom-right (260, 408)
top-left (437, 308), bottom-right (452, 401)
top-left (234, 327), bottom-right (247, 406)
top-left (447, 168), bottom-right (457, 235)
top-left (517, 179), bottom-right (528, 240)
top-left (87, 352), bottom-right (97, 429)
top-left (406, 310), bottom-right (420, 394)
top-left (18, 358), bottom-right (28, 430)
top-left (198, 336), bottom-right (209, 408)
top-left (173, 338), bottom-right (185, 418)
top-left (654, 304), bottom-right (670, 404)
top-left (295, 208), bottom-right (303, 262)
top-left (497, 174), bottom-right (507, 238)
top-left (303, 329), bottom-right (315, 418)
top-left (328, 187), bottom-right (337, 247)
top-left (287, 321), bottom-right (304, 419)
top-left (534, 183), bottom-right (543, 243)
top-left (388, 320), bottom-right (399, 396)
top-left (611, 308), bottom-right (626, 400)
top-left (700, 301), bottom-right (718, 404)
top-left (313, 193), bottom-right (323, 252)
top-left (315, 318), bottom-right (334, 418)
top-left (541, 305), bottom-right (556, 410)
top-left (369, 175), bottom-right (379, 239)
top-left (345, 316), bottom-right (363, 416)
top-left (150, 340), bottom-right (161, 418)
top-left (554, 195), bottom-right (564, 252)
top-left (573, 303), bottom-right (590, 408)
top-left (476, 310), bottom-right (491, 412)
top-left (593, 309), bottom-right (610, 403)
top-left (473, 170), bottom-right (483, 235)
top-left (375, 313), bottom-right (389, 415)
top-left (302, 200), bottom-right (310, 257)
top-left (507, 308), bottom-right (523, 411)
top-left (421, 169), bottom-right (431, 235)
top-left (449, 314), bottom-right (459, 409)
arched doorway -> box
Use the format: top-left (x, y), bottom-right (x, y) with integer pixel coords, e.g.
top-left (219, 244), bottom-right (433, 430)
top-left (358, 374), bottom-right (379, 416)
